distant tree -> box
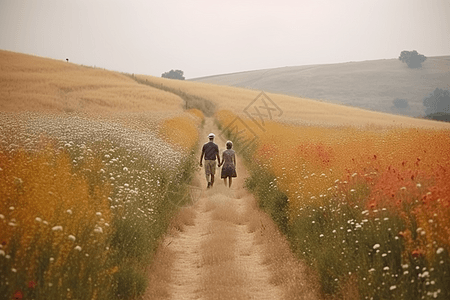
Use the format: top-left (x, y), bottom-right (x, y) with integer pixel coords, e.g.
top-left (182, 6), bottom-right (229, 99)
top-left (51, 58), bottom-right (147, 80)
top-left (399, 50), bottom-right (427, 68)
top-left (392, 98), bottom-right (409, 110)
top-left (161, 69), bottom-right (185, 80)
top-left (423, 88), bottom-right (450, 122)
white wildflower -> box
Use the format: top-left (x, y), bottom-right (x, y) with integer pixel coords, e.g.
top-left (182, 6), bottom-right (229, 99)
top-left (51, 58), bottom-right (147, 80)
top-left (94, 227), bottom-right (103, 234)
top-left (373, 244), bottom-right (380, 249)
top-left (68, 235), bottom-right (76, 242)
top-left (52, 225), bottom-right (63, 231)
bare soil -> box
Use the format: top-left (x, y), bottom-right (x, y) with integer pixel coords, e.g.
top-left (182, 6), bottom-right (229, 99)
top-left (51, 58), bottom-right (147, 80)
top-left (143, 118), bottom-right (320, 300)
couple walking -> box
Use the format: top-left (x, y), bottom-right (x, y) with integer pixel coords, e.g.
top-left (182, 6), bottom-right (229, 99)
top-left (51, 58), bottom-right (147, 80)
top-left (199, 133), bottom-right (237, 188)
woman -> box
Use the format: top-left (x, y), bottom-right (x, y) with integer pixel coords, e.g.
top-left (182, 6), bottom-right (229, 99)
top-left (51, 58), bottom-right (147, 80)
top-left (219, 140), bottom-right (237, 188)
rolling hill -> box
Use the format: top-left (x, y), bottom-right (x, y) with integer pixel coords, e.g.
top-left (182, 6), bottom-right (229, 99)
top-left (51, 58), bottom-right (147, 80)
top-left (191, 56), bottom-right (450, 117)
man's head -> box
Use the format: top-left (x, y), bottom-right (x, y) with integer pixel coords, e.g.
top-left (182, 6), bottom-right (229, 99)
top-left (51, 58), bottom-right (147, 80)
top-left (208, 133), bottom-right (215, 141)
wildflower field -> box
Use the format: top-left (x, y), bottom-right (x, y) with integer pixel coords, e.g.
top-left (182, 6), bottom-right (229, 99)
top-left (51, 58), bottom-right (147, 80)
top-left (0, 110), bottom-right (202, 299)
top-left (217, 110), bottom-right (450, 299)
top-left (3, 50), bottom-right (450, 299)
top-left (0, 51), bottom-right (206, 299)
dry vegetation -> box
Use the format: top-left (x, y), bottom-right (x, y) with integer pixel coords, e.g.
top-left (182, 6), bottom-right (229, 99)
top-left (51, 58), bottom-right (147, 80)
top-left (0, 51), bottom-right (202, 299)
top-left (217, 110), bottom-right (450, 299)
top-left (138, 74), bottom-right (450, 129)
top-left (0, 50), bottom-right (184, 114)
top-left (138, 69), bottom-right (450, 299)
top-left (3, 49), bottom-right (450, 300)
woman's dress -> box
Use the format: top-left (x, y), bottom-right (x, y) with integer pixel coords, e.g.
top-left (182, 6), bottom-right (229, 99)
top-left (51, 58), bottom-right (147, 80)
top-left (221, 149), bottom-right (237, 178)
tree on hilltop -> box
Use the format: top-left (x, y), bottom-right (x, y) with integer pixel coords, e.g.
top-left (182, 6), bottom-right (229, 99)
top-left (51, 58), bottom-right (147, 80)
top-left (399, 50), bottom-right (427, 68)
top-left (161, 69), bottom-right (185, 80)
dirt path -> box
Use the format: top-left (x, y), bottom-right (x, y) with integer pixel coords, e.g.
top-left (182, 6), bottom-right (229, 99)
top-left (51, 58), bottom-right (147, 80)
top-left (143, 118), bottom-right (319, 300)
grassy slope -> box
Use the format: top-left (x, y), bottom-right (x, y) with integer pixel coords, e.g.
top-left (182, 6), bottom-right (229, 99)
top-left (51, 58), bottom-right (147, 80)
top-left (191, 56), bottom-right (450, 117)
top-left (139, 74), bottom-right (450, 130)
top-left (0, 50), bottom-right (184, 115)
top-left (0, 50), bottom-right (201, 299)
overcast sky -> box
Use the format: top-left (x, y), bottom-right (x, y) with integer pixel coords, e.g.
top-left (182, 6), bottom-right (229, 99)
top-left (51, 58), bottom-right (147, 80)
top-left (1, 0), bottom-right (449, 79)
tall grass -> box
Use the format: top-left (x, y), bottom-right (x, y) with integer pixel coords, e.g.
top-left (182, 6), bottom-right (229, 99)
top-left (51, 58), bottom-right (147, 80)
top-left (0, 111), bottom-right (201, 299)
top-left (130, 74), bottom-right (216, 117)
top-left (0, 50), bottom-right (183, 114)
top-left (135, 74), bottom-right (450, 129)
top-left (216, 109), bottom-right (450, 299)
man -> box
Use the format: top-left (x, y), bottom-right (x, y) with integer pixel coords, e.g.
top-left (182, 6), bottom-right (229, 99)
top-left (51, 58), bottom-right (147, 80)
top-left (199, 133), bottom-right (220, 188)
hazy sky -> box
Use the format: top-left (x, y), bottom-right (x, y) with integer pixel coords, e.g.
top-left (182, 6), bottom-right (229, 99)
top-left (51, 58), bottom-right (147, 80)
top-left (1, 0), bottom-right (449, 79)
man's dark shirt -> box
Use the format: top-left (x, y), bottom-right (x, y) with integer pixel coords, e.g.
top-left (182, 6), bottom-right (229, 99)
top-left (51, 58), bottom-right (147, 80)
top-left (202, 141), bottom-right (219, 160)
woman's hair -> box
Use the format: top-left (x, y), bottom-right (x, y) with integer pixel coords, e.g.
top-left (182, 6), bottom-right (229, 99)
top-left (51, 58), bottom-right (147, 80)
top-left (226, 141), bottom-right (233, 149)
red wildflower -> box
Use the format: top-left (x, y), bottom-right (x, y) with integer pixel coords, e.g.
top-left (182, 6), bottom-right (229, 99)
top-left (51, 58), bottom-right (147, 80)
top-left (13, 290), bottom-right (23, 299)
top-left (412, 249), bottom-right (425, 258)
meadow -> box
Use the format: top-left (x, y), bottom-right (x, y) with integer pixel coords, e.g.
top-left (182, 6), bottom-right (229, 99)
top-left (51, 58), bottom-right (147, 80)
top-left (0, 111), bottom-right (203, 299)
top-left (2, 50), bottom-right (450, 300)
top-left (0, 50), bottom-right (183, 114)
top-left (0, 51), bottom-right (203, 299)
top-left (136, 74), bottom-right (450, 299)
top-left (216, 110), bottom-right (450, 299)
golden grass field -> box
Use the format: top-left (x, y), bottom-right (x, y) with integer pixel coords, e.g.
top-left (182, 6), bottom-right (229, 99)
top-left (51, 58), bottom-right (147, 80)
top-left (2, 50), bottom-right (450, 299)
top-left (0, 50), bottom-right (183, 115)
top-left (137, 74), bottom-right (450, 129)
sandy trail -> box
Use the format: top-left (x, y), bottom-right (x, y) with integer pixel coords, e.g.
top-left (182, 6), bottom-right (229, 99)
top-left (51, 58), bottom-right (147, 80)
top-left (144, 118), bottom-right (319, 300)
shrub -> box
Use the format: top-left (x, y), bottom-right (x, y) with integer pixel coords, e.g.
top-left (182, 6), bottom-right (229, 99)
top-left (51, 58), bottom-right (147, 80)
top-left (161, 69), bottom-right (185, 80)
top-left (423, 88), bottom-right (450, 116)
